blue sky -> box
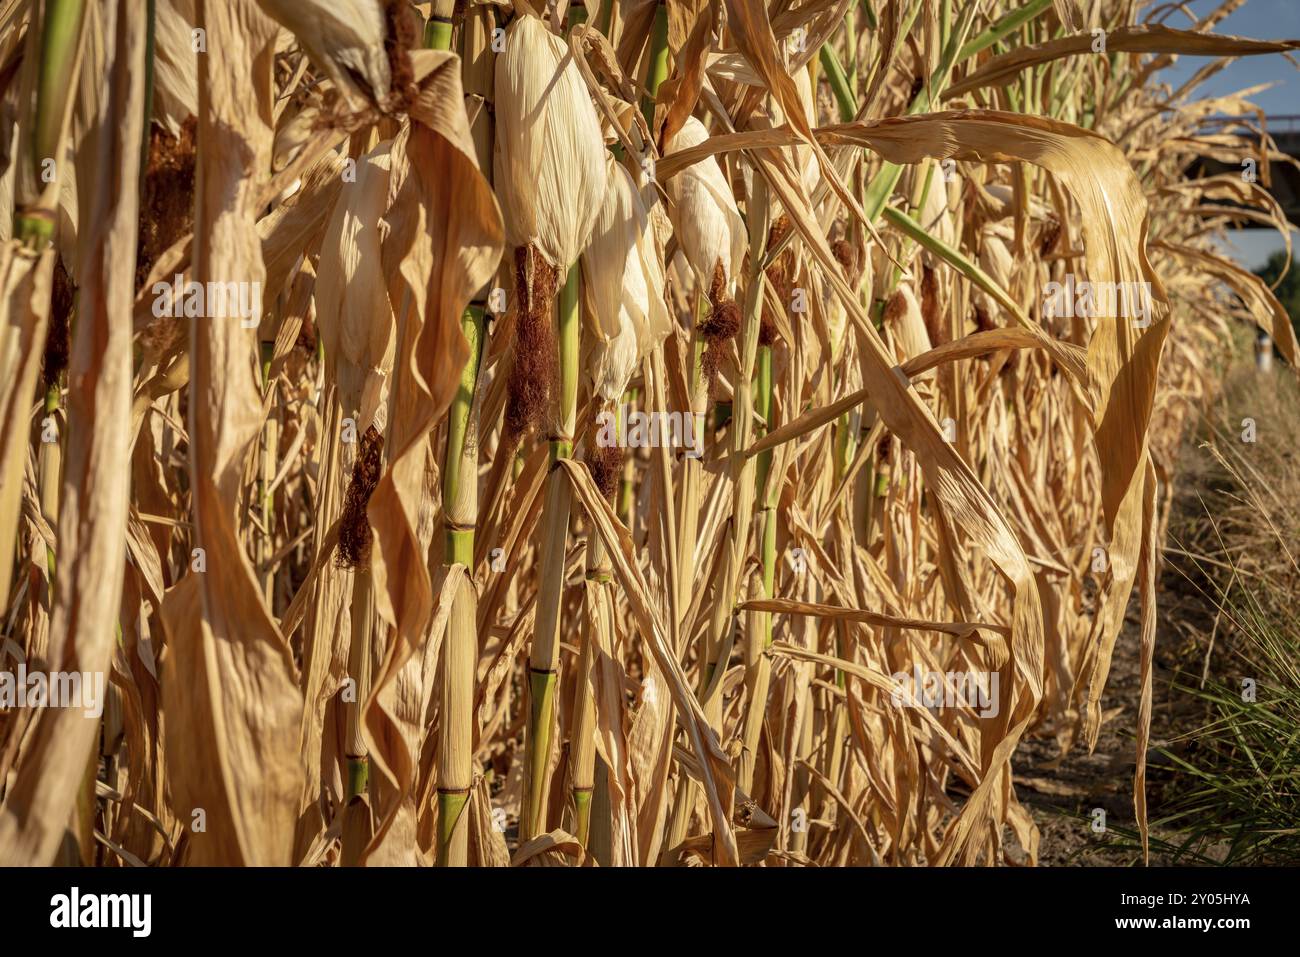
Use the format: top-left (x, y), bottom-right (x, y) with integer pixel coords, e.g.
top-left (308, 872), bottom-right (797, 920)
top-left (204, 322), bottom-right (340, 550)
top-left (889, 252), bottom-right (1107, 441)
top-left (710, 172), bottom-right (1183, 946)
top-left (1155, 0), bottom-right (1300, 269)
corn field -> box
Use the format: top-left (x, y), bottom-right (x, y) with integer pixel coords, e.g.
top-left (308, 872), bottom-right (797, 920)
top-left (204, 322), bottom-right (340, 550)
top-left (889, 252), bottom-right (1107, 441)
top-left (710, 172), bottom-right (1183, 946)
top-left (0, 0), bottom-right (1295, 868)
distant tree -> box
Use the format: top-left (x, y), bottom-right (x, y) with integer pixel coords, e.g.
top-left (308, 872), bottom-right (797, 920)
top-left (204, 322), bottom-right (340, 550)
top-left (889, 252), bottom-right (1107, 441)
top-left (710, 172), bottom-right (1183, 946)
top-left (1254, 250), bottom-right (1300, 339)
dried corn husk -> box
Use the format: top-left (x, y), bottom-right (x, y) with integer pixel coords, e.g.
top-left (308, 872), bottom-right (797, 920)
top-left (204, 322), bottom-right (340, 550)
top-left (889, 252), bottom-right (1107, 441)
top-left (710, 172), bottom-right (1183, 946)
top-left (884, 282), bottom-right (933, 381)
top-left (495, 11), bottom-right (609, 447)
top-left (980, 182), bottom-right (1050, 222)
top-left (314, 139), bottom-right (396, 432)
top-left (663, 116), bottom-right (746, 300)
top-left (494, 12), bottom-right (608, 273)
top-left (826, 233), bottom-right (867, 363)
top-left (581, 159), bottom-right (671, 402)
top-left (918, 170), bottom-right (958, 249)
top-left (972, 222), bottom-right (1014, 324)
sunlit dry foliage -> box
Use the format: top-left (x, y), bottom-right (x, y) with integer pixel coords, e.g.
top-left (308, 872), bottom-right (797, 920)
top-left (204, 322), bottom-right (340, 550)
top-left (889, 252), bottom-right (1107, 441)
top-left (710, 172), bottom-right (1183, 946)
top-left (0, 0), bottom-right (1295, 866)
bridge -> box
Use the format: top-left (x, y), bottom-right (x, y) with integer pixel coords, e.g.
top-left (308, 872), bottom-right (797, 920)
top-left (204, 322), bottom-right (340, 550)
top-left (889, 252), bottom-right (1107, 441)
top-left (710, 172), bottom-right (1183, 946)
top-left (1189, 115), bottom-right (1300, 226)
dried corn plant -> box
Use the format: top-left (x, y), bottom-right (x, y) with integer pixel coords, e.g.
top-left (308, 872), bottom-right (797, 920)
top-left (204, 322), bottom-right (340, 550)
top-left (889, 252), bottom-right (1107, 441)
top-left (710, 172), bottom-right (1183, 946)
top-left (0, 0), bottom-right (1294, 867)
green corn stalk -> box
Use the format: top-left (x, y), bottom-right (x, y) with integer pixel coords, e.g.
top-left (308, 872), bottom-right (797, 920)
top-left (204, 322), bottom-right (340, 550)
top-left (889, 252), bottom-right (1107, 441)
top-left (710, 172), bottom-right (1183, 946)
top-left (520, 263), bottom-right (580, 842)
top-left (616, 387), bottom-right (637, 525)
top-left (437, 306), bottom-right (483, 866)
top-left (424, 0), bottom-right (454, 51)
top-left (27, 0), bottom-right (90, 865)
top-left (429, 5), bottom-right (494, 867)
top-left (16, 0), bottom-right (88, 247)
top-left (642, 2), bottom-right (669, 131)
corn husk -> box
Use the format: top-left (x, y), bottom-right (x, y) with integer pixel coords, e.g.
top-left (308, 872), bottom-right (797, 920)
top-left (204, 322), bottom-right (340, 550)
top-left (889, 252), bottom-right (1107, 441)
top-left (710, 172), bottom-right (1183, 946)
top-left (980, 182), bottom-right (1051, 222)
top-left (494, 13), bottom-right (608, 273)
top-left (663, 116), bottom-right (746, 299)
top-left (884, 282), bottom-right (934, 381)
top-left (972, 222), bottom-right (1015, 326)
top-left (918, 169), bottom-right (959, 248)
top-left (314, 139), bottom-right (395, 432)
top-left (581, 159), bottom-right (671, 402)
